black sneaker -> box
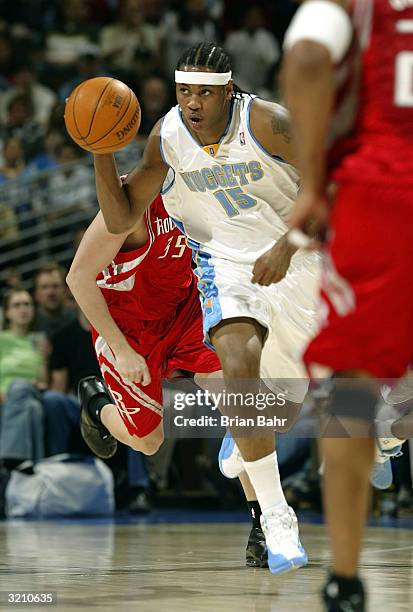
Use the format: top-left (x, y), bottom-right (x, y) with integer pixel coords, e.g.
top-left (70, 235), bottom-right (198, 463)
top-left (246, 526), bottom-right (268, 568)
top-left (78, 377), bottom-right (118, 459)
top-left (322, 574), bottom-right (365, 611)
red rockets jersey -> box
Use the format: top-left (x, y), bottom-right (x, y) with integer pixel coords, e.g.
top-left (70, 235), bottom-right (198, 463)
top-left (329, 0), bottom-right (413, 184)
top-left (96, 194), bottom-right (194, 320)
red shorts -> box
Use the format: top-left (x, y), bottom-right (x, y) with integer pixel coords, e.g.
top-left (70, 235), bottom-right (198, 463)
top-left (93, 279), bottom-right (220, 438)
top-left (304, 181), bottom-right (413, 379)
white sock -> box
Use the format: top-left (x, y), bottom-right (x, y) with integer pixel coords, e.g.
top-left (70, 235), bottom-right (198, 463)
top-left (243, 451), bottom-right (286, 514)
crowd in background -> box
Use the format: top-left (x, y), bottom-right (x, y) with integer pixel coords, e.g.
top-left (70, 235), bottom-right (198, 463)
top-left (0, 0), bottom-right (297, 173)
top-left (0, 0), bottom-right (411, 518)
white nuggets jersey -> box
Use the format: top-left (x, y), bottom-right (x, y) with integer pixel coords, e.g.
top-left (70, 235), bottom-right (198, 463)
top-left (160, 94), bottom-right (300, 263)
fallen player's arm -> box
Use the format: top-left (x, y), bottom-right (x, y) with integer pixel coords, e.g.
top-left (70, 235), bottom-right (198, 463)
top-left (66, 212), bottom-right (131, 354)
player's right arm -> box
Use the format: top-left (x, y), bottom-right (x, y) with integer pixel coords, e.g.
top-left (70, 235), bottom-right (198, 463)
top-left (66, 213), bottom-right (151, 385)
top-left (94, 119), bottom-right (168, 234)
top-left (281, 0), bottom-right (352, 241)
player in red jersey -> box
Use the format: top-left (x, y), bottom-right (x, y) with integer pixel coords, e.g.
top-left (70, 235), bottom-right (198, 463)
top-left (67, 188), bottom-right (221, 458)
top-left (283, 0), bottom-right (413, 609)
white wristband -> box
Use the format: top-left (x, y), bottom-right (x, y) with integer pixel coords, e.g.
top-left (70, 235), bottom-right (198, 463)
top-left (283, 0), bottom-right (353, 64)
top-left (287, 229), bottom-right (312, 249)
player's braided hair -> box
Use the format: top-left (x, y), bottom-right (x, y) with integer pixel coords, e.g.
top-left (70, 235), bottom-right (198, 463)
top-left (176, 42), bottom-right (247, 99)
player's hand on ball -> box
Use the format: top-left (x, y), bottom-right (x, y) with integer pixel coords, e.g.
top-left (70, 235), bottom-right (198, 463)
top-left (252, 236), bottom-right (295, 286)
top-left (115, 343), bottom-right (151, 386)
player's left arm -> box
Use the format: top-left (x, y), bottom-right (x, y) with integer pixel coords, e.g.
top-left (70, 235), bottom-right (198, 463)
top-left (249, 98), bottom-right (298, 167)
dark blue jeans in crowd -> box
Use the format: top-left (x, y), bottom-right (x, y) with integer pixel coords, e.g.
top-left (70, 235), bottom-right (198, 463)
top-left (42, 391), bottom-right (81, 456)
top-left (0, 379), bottom-right (45, 462)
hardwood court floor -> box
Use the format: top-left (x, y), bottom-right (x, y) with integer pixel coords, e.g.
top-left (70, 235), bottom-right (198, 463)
top-left (0, 514), bottom-right (412, 611)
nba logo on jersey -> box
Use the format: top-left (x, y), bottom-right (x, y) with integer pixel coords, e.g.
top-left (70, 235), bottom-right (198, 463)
top-left (239, 132), bottom-right (246, 146)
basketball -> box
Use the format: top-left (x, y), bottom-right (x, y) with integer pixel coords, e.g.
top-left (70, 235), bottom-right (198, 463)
top-left (64, 77), bottom-right (141, 154)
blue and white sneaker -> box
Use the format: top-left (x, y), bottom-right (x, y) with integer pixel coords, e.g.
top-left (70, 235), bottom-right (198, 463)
top-left (370, 438), bottom-right (404, 490)
top-left (218, 432), bottom-right (244, 479)
top-left (261, 504), bottom-right (308, 574)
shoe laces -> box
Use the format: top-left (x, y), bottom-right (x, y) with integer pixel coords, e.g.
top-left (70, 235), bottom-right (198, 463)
top-left (264, 506), bottom-right (297, 542)
top-left (378, 447), bottom-right (403, 460)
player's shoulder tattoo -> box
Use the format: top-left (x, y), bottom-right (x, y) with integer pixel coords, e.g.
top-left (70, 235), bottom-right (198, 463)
top-left (270, 104), bottom-right (292, 145)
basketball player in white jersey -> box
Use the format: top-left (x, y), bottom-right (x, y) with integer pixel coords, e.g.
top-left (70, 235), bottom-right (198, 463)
top-left (91, 42), bottom-right (320, 575)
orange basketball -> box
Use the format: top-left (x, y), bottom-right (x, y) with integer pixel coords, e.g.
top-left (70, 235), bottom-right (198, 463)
top-left (64, 77), bottom-right (141, 154)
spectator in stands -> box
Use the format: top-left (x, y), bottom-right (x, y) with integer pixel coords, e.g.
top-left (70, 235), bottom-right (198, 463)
top-left (0, 288), bottom-right (47, 467)
top-left (1, 268), bottom-right (22, 294)
top-left (0, 136), bottom-right (34, 235)
top-left (225, 6), bottom-right (280, 92)
top-left (47, 141), bottom-right (95, 217)
top-left (138, 74), bottom-right (172, 138)
top-left (30, 101), bottom-right (70, 170)
top-left (0, 32), bottom-right (16, 91)
top-left (0, 201), bottom-right (18, 243)
top-left (41, 305), bottom-right (100, 456)
top-left (140, 0), bottom-right (166, 26)
top-left (161, 0), bottom-right (218, 78)
top-left (256, 62), bottom-right (282, 103)
top-left (2, 93), bottom-right (45, 163)
top-left (33, 262), bottom-right (76, 337)
top-left (46, 142), bottom-right (96, 261)
top-left (0, 289), bottom-right (91, 468)
top-left (0, 135), bottom-right (31, 182)
top-left (48, 305), bottom-right (99, 395)
top-left (45, 0), bottom-right (99, 67)
top-left (125, 47), bottom-right (160, 95)
top-left (99, 0), bottom-right (162, 75)
top-left (0, 62), bottom-right (57, 128)
top-left (58, 51), bottom-right (109, 103)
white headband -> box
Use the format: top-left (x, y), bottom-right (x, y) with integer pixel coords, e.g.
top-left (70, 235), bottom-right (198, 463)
top-left (175, 70), bottom-right (232, 85)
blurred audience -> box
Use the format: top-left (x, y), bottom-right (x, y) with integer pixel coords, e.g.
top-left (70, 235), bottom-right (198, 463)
top-left (225, 6), bottom-right (280, 92)
top-left (0, 61), bottom-right (57, 128)
top-left (49, 306), bottom-right (100, 395)
top-left (161, 0), bottom-right (218, 78)
top-left (42, 306), bottom-right (100, 457)
top-left (58, 51), bottom-right (109, 103)
top-left (2, 93), bottom-right (45, 163)
top-left (138, 74), bottom-right (172, 138)
top-left (100, 0), bottom-right (162, 75)
top-left (47, 142), bottom-right (95, 217)
top-left (0, 136), bottom-right (34, 235)
top-left (0, 32), bottom-right (17, 90)
top-left (45, 0), bottom-right (99, 67)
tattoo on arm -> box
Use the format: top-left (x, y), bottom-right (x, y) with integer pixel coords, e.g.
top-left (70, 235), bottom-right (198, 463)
top-left (271, 113), bottom-right (292, 145)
